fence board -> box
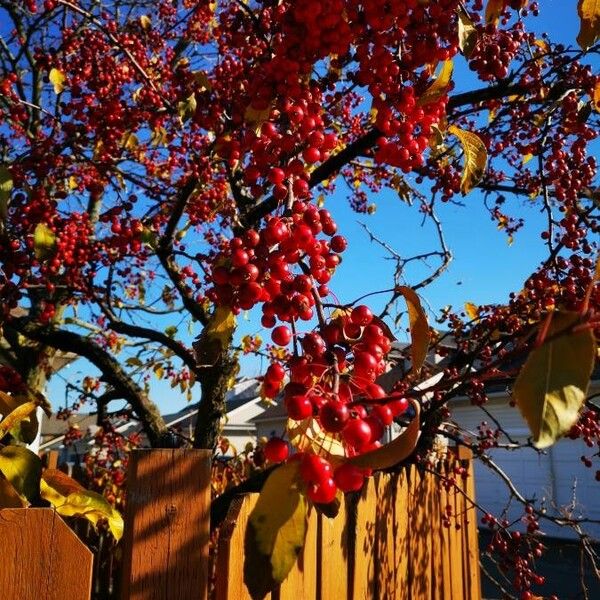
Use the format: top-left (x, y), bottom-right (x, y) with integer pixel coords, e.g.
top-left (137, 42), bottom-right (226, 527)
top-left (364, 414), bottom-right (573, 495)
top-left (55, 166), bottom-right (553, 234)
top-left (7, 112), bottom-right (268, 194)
top-left (0, 508), bottom-right (93, 600)
top-left (393, 468), bottom-right (410, 600)
top-left (318, 494), bottom-right (348, 600)
top-left (350, 477), bottom-right (378, 600)
top-left (375, 473), bottom-right (396, 599)
top-left (120, 449), bottom-right (212, 600)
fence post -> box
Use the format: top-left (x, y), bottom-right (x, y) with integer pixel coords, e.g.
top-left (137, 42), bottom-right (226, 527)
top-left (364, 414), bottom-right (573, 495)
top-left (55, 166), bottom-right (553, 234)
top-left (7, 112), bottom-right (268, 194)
top-left (120, 449), bottom-right (212, 600)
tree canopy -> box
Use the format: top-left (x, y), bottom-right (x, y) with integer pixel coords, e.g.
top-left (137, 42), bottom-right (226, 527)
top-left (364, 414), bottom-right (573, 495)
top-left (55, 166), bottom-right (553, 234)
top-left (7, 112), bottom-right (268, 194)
top-left (0, 1), bottom-right (599, 597)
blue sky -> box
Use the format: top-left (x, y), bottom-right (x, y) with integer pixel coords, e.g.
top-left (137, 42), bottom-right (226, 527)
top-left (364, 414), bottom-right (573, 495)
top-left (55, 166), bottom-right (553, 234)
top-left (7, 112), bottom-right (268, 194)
top-left (46, 3), bottom-right (597, 414)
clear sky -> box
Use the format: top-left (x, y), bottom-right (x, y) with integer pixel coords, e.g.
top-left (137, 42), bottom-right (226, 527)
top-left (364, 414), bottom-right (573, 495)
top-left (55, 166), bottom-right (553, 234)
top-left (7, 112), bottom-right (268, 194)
top-left (47, 3), bottom-right (597, 415)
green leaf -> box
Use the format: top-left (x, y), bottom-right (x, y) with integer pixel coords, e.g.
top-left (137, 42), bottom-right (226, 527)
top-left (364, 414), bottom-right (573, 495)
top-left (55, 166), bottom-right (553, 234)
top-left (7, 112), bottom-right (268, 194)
top-left (164, 325), bottom-right (178, 338)
top-left (0, 164), bottom-right (13, 221)
top-left (448, 125), bottom-right (488, 194)
top-left (396, 286), bottom-right (429, 374)
top-left (513, 312), bottom-right (596, 449)
top-left (247, 462), bottom-right (307, 584)
top-left (33, 222), bottom-right (57, 260)
top-left (41, 471), bottom-right (124, 540)
top-left (0, 445), bottom-right (42, 503)
top-left (347, 400), bottom-right (421, 470)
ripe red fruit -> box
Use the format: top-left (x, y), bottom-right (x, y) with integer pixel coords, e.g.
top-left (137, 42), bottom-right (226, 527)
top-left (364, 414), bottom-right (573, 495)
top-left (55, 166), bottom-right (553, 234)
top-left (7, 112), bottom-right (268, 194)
top-left (319, 400), bottom-right (350, 433)
top-left (303, 146), bottom-right (321, 164)
top-left (265, 362), bottom-right (286, 382)
top-left (264, 437), bottom-right (289, 463)
top-left (373, 404), bottom-right (394, 426)
top-left (334, 463), bottom-right (365, 492)
top-left (342, 418), bottom-right (372, 449)
top-left (350, 305), bottom-right (373, 326)
top-left (306, 477), bottom-right (337, 504)
top-left (271, 325), bottom-right (292, 346)
top-left (389, 396), bottom-right (409, 416)
top-left (330, 235), bottom-right (347, 253)
top-left (300, 453), bottom-right (332, 483)
top-left (286, 393), bottom-right (313, 420)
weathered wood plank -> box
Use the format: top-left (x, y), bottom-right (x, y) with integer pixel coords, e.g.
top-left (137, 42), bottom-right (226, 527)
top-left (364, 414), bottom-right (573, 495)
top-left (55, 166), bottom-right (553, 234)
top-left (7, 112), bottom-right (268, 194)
top-left (318, 493), bottom-right (348, 600)
top-left (394, 468), bottom-right (410, 600)
top-left (350, 477), bottom-right (377, 600)
top-left (120, 449), bottom-right (211, 600)
top-left (0, 508), bottom-right (93, 600)
top-left (375, 473), bottom-right (396, 599)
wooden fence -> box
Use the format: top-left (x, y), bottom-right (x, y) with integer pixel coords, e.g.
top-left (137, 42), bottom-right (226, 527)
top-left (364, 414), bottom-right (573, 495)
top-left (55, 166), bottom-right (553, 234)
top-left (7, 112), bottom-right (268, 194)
top-left (0, 447), bottom-right (481, 600)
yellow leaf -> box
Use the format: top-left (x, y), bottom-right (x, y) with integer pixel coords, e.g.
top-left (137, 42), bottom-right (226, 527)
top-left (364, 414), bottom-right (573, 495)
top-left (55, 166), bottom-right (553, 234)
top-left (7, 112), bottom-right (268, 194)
top-left (347, 400), bottom-right (420, 469)
top-left (121, 131), bottom-right (139, 150)
top-left (244, 105), bottom-right (272, 132)
top-left (458, 9), bottom-right (478, 58)
top-left (448, 125), bottom-right (488, 194)
top-left (0, 399), bottom-right (39, 440)
top-left (206, 306), bottom-right (236, 349)
top-left (44, 484), bottom-right (124, 541)
top-left (150, 126), bottom-right (168, 146)
top-left (0, 445), bottom-right (42, 503)
top-left (139, 15), bottom-right (151, 30)
top-left (396, 286), bottom-right (429, 374)
top-left (154, 364), bottom-right (164, 379)
top-left (0, 164), bottom-right (12, 221)
top-left (417, 60), bottom-right (453, 106)
top-left (248, 462), bottom-right (307, 583)
top-left (287, 417), bottom-right (346, 461)
top-left (49, 68), bottom-right (66, 94)
top-left (42, 469), bottom-right (84, 496)
top-left (577, 0), bottom-right (600, 50)
top-left (464, 302), bottom-right (479, 320)
top-left (34, 222), bottom-right (57, 260)
top-left (485, 0), bottom-right (505, 25)
top-left (522, 152), bottom-right (534, 164)
top-left (513, 312), bottom-right (596, 449)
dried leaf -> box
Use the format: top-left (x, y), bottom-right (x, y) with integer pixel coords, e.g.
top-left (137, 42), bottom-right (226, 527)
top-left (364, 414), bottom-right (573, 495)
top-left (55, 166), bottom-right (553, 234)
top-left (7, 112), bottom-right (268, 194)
top-left (347, 400), bottom-right (420, 469)
top-left (49, 68), bottom-right (66, 94)
top-left (577, 0), bottom-right (600, 50)
top-left (448, 125), bottom-right (488, 194)
top-left (0, 472), bottom-right (25, 508)
top-left (592, 80), bottom-right (600, 111)
top-left (247, 462), bottom-right (307, 585)
top-left (417, 60), bottom-right (453, 106)
top-left (464, 302), bottom-right (479, 321)
top-left (206, 306), bottom-right (236, 349)
top-left (178, 93), bottom-right (197, 122)
top-left (485, 0), bottom-right (505, 25)
top-left (396, 286), bottom-right (429, 374)
top-left (513, 312), bottom-right (596, 449)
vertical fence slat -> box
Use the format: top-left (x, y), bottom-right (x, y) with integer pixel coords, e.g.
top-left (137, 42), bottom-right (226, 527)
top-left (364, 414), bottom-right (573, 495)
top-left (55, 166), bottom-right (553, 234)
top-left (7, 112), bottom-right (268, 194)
top-left (448, 460), bottom-right (465, 600)
top-left (459, 447), bottom-right (481, 600)
top-left (394, 468), bottom-right (410, 600)
top-left (318, 493), bottom-right (348, 600)
top-left (350, 477), bottom-right (377, 600)
top-left (120, 449), bottom-right (211, 600)
top-left (375, 473), bottom-right (396, 599)
top-left (0, 508), bottom-right (93, 600)
top-left (429, 461), bottom-right (444, 600)
top-left (215, 495), bottom-right (264, 600)
top-left (407, 465), bottom-right (432, 600)
top-left (440, 464), bottom-right (453, 600)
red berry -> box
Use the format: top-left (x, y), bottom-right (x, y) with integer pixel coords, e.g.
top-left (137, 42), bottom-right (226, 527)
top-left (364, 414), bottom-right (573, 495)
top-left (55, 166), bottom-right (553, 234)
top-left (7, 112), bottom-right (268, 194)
top-left (334, 463), bottom-right (365, 492)
top-left (307, 477), bottom-right (337, 504)
top-left (272, 325), bottom-right (292, 346)
top-left (350, 305), bottom-right (373, 326)
top-left (342, 419), bottom-right (372, 449)
top-left (264, 438), bottom-right (289, 463)
top-left (286, 393), bottom-right (313, 420)
top-left (300, 453), bottom-right (332, 483)
top-left (319, 400), bottom-right (350, 433)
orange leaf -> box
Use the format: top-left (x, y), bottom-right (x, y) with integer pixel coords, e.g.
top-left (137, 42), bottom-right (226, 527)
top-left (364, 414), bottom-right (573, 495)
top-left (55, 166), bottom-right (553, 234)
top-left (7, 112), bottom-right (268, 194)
top-left (397, 286), bottom-right (429, 373)
top-left (577, 0), bottom-right (600, 50)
